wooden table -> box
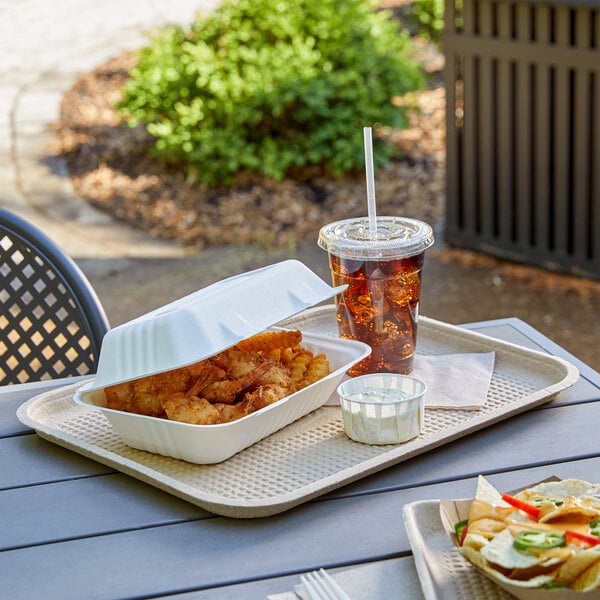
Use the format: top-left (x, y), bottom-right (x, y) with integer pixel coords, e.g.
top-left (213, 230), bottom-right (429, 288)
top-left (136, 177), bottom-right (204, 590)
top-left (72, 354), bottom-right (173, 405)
top-left (2, 318), bottom-right (599, 599)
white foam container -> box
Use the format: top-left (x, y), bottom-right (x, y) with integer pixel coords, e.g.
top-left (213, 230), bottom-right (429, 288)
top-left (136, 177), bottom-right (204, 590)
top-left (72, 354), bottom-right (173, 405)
top-left (74, 260), bottom-right (371, 463)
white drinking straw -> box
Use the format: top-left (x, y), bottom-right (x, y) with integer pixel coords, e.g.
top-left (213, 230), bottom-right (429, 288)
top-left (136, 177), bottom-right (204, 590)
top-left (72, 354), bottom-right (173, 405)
top-left (363, 126), bottom-right (377, 237)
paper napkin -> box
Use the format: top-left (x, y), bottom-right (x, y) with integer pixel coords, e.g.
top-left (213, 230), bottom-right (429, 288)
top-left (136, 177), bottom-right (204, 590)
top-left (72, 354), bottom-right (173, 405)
top-left (413, 351), bottom-right (496, 410)
top-left (325, 352), bottom-right (496, 411)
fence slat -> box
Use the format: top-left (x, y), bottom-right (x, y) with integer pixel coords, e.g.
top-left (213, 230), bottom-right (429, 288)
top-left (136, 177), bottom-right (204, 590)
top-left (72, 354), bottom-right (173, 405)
top-left (552, 8), bottom-right (572, 258)
top-left (459, 0), bottom-right (480, 237)
top-left (572, 8), bottom-right (591, 263)
top-left (496, 2), bottom-right (515, 244)
top-left (533, 5), bottom-right (551, 254)
top-left (515, 4), bottom-right (533, 249)
top-left (478, 0), bottom-right (496, 240)
top-left (593, 17), bottom-right (600, 273)
top-left (444, 0), bottom-right (461, 237)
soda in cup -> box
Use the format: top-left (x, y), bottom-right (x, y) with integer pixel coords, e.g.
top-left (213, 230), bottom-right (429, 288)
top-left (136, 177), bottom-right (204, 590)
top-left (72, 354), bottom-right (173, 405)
top-left (318, 216), bottom-right (434, 376)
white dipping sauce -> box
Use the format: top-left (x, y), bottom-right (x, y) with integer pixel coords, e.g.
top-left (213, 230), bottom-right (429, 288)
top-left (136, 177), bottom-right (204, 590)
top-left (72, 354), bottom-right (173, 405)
top-left (348, 387), bottom-right (411, 403)
top-left (341, 385), bottom-right (423, 445)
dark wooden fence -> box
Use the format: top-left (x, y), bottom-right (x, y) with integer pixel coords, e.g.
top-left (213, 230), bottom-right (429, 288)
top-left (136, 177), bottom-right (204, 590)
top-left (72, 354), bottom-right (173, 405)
top-left (443, 0), bottom-right (600, 279)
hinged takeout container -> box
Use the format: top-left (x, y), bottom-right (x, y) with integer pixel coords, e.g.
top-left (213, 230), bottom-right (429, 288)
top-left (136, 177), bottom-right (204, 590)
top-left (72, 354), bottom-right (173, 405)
top-left (74, 260), bottom-right (371, 463)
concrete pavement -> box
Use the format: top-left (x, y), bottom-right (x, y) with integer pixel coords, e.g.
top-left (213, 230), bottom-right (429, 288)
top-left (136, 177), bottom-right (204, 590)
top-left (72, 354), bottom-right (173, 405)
top-left (1, 0), bottom-right (218, 258)
top-left (1, 0), bottom-right (599, 372)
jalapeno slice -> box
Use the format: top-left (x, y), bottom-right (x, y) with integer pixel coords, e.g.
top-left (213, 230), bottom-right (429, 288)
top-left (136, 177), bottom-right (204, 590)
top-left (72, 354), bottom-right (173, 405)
top-left (590, 518), bottom-right (600, 538)
top-left (514, 530), bottom-right (566, 553)
top-left (454, 519), bottom-right (468, 541)
top-left (530, 497), bottom-right (564, 508)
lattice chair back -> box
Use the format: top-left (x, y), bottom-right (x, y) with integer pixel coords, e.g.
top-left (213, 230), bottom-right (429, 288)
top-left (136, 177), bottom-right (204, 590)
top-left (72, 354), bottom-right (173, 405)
top-left (0, 209), bottom-right (110, 385)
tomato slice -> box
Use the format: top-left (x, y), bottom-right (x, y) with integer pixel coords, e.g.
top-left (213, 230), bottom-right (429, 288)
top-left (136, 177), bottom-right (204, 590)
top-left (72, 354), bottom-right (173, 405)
top-left (565, 530), bottom-right (600, 547)
top-left (501, 493), bottom-right (541, 520)
top-left (459, 523), bottom-right (469, 546)
top-left (454, 519), bottom-right (468, 544)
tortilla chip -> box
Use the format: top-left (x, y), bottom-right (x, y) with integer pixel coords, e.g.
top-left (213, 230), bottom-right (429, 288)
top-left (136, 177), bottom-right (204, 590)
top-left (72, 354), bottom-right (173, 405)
top-left (557, 547), bottom-right (600, 585)
top-left (540, 502), bottom-right (600, 524)
top-left (462, 532), bottom-right (489, 552)
top-left (572, 558), bottom-right (600, 591)
top-left (516, 479), bottom-right (600, 524)
top-left (475, 474), bottom-right (511, 506)
top-left (480, 529), bottom-right (564, 570)
top-left (459, 544), bottom-right (556, 589)
top-left (521, 480), bottom-right (600, 500)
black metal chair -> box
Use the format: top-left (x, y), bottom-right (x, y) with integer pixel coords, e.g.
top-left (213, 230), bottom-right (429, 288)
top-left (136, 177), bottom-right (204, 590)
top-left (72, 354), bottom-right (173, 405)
top-left (1, 209), bottom-right (110, 385)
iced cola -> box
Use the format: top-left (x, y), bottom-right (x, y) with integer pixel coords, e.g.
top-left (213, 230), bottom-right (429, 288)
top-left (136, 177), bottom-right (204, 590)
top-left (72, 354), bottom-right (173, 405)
top-left (318, 217), bottom-right (434, 376)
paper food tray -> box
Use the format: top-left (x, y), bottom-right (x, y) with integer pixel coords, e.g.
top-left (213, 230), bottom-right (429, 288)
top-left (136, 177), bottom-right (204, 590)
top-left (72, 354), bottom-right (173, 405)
top-left (404, 499), bottom-right (516, 600)
top-left (17, 308), bottom-right (579, 518)
top-left (404, 495), bottom-right (600, 599)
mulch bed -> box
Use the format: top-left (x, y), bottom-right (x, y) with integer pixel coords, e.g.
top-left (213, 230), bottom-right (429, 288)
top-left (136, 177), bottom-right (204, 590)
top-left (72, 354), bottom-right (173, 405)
top-left (49, 38), bottom-right (446, 250)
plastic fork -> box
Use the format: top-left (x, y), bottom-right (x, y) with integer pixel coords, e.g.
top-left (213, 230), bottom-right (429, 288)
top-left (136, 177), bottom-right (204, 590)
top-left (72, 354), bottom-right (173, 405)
top-left (300, 568), bottom-right (352, 600)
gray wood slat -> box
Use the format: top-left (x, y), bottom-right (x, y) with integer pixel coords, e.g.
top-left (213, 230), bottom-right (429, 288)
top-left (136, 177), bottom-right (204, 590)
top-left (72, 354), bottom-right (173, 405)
top-left (444, 32), bottom-right (600, 72)
top-left (153, 557), bottom-right (421, 599)
top-left (462, 0), bottom-right (477, 237)
top-left (594, 16), bottom-right (600, 273)
top-left (461, 14), bottom-right (479, 236)
top-left (0, 473), bottom-right (210, 551)
top-left (0, 376), bottom-right (91, 438)
top-left (2, 457), bottom-right (600, 600)
top-left (0, 434), bottom-right (112, 490)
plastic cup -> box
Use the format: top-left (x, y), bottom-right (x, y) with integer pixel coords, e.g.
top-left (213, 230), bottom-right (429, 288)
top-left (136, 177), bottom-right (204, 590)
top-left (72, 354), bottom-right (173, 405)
top-left (318, 216), bottom-right (434, 376)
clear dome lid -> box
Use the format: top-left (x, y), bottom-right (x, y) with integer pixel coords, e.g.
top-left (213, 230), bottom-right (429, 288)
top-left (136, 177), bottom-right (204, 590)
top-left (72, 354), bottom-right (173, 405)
top-left (318, 216), bottom-right (434, 259)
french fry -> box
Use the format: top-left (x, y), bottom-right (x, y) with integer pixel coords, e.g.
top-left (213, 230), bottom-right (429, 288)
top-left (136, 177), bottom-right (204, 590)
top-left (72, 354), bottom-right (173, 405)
top-left (297, 353), bottom-right (330, 390)
top-left (236, 330), bottom-right (302, 352)
top-left (290, 350), bottom-right (313, 385)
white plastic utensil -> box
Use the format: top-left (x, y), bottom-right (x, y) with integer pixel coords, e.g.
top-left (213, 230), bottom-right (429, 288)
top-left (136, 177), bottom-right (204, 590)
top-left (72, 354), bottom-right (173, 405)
top-left (300, 568), bottom-right (352, 600)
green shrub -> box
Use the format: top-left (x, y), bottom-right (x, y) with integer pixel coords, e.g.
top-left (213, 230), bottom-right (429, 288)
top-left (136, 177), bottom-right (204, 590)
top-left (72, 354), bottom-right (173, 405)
top-left (118, 0), bottom-right (424, 186)
top-left (407, 0), bottom-right (445, 45)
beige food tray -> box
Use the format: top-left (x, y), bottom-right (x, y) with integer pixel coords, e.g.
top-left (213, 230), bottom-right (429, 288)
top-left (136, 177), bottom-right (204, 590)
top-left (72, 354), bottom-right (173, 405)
top-left (17, 309), bottom-right (579, 518)
top-left (403, 499), bottom-right (516, 600)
